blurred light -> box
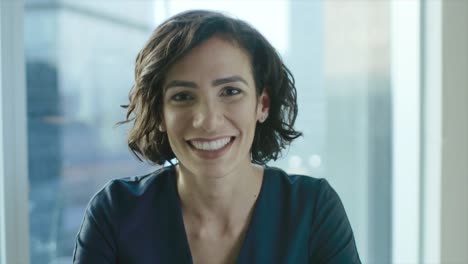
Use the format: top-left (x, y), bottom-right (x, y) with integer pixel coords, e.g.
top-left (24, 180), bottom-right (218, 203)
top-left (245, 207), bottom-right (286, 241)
top-left (308, 154), bottom-right (322, 168)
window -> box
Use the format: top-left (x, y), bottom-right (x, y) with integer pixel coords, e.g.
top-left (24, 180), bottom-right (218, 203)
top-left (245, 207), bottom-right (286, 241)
top-left (10, 0), bottom-right (430, 263)
top-left (25, 1), bottom-right (156, 262)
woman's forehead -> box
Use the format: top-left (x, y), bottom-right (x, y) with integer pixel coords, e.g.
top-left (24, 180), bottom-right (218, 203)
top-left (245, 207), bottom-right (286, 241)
top-left (163, 36), bottom-right (254, 85)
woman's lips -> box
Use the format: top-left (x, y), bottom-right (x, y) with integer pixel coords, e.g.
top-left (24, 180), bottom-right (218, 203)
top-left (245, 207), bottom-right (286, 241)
top-left (189, 136), bottom-right (232, 151)
top-left (187, 136), bottom-right (235, 159)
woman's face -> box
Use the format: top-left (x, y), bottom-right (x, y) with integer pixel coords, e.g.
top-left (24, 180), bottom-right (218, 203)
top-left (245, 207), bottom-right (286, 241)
top-left (161, 36), bottom-right (269, 177)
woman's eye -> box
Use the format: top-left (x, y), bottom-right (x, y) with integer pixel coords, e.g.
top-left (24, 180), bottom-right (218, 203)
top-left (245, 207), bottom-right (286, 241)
top-left (222, 87), bottom-right (242, 96)
top-left (171, 92), bottom-right (194, 102)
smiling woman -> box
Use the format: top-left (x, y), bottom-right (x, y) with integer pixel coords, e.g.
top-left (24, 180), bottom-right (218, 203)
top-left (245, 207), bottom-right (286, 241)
top-left (73, 10), bottom-right (361, 264)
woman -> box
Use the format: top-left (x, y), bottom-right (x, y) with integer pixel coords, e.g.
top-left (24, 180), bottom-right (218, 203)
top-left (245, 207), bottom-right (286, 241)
top-left (73, 10), bottom-right (361, 264)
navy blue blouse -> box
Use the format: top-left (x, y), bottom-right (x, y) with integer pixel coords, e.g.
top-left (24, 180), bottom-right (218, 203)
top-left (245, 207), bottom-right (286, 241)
top-left (73, 166), bottom-right (361, 263)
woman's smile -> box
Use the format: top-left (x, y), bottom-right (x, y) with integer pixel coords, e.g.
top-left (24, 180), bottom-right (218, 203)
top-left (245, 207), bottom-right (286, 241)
top-left (188, 136), bottom-right (234, 151)
top-left (187, 136), bottom-right (236, 159)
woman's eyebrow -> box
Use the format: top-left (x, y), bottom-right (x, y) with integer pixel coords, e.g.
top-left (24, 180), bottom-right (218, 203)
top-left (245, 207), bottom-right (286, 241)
top-left (164, 75), bottom-right (248, 91)
top-left (164, 80), bottom-right (198, 91)
top-left (212, 75), bottom-right (248, 86)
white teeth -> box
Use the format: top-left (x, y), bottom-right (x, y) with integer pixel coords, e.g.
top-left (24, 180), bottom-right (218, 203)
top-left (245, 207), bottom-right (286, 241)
top-left (190, 137), bottom-right (231, 151)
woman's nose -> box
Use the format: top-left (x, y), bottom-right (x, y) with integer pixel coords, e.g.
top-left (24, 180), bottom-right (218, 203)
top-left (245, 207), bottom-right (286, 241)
top-left (192, 101), bottom-right (224, 132)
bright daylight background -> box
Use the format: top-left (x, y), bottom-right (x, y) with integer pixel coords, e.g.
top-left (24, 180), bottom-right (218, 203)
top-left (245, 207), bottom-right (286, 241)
top-left (1, 0), bottom-right (467, 263)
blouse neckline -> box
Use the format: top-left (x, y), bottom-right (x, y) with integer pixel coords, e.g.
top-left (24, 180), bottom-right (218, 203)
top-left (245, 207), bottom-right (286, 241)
top-left (167, 165), bottom-right (268, 264)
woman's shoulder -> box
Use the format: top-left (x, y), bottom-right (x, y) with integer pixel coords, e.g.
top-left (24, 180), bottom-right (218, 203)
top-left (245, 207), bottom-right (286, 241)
top-left (87, 166), bottom-right (176, 213)
top-left (264, 166), bottom-right (360, 262)
top-left (264, 166), bottom-right (331, 196)
top-left (263, 166), bottom-right (343, 215)
top-left (104, 166), bottom-right (173, 194)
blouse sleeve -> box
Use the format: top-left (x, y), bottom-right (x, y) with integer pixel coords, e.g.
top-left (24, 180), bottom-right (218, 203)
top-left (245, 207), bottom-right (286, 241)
top-left (73, 183), bottom-right (118, 264)
top-left (309, 179), bottom-right (361, 264)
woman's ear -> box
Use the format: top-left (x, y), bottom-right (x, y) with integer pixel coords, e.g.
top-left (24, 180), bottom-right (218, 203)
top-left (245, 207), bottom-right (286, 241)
top-left (257, 89), bottom-right (270, 123)
top-left (158, 120), bottom-right (166, 132)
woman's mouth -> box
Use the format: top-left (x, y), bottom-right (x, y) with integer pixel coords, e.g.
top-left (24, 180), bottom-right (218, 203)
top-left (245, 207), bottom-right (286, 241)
top-left (188, 136), bottom-right (234, 151)
top-left (187, 136), bottom-right (235, 159)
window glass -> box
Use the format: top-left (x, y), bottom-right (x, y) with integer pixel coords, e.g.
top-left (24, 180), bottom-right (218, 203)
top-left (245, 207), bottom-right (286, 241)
top-left (25, 1), bottom-right (156, 262)
top-left (25, 1), bottom-right (391, 262)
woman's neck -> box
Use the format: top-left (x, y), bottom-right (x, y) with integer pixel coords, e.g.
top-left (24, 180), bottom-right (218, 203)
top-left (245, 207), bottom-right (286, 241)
top-left (175, 163), bottom-right (264, 233)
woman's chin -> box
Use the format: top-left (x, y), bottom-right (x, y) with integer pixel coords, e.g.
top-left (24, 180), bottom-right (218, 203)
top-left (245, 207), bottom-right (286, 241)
top-left (178, 158), bottom-right (243, 180)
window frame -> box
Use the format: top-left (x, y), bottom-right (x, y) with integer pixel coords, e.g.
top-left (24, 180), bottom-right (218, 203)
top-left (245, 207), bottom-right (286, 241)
top-left (0, 0), bottom-right (30, 264)
top-left (421, 0), bottom-right (442, 262)
top-left (438, 0), bottom-right (468, 262)
top-left (390, 1), bottom-right (422, 262)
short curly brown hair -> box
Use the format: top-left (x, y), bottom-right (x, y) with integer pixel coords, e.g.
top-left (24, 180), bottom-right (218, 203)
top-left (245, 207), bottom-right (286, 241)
top-left (118, 10), bottom-right (302, 165)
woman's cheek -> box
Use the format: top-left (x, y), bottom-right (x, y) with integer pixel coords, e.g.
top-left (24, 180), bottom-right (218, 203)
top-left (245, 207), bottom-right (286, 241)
top-left (166, 107), bottom-right (192, 127)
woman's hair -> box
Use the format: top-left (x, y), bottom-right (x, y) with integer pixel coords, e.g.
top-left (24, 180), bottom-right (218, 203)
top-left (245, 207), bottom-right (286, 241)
top-left (118, 9), bottom-right (302, 165)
